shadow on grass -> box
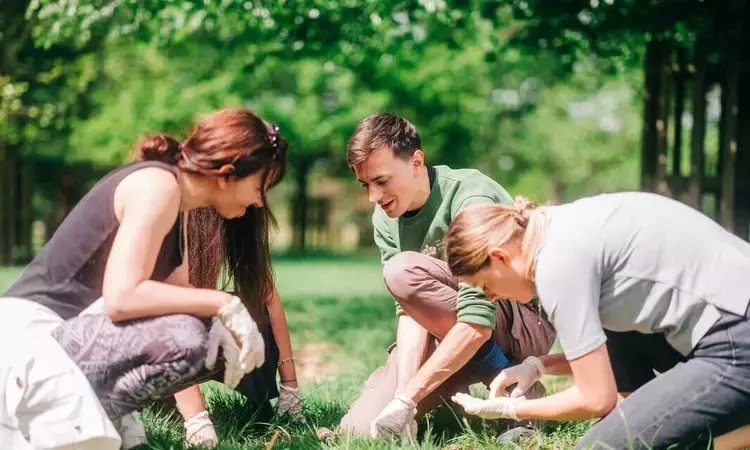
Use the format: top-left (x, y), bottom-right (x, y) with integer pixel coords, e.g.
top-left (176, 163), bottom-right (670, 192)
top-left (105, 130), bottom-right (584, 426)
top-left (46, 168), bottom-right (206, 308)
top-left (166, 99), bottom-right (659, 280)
top-left (271, 251), bottom-right (380, 263)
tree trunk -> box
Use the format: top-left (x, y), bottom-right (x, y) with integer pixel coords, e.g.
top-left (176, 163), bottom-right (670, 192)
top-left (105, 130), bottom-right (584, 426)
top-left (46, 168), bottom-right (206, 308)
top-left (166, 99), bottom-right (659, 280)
top-left (18, 163), bottom-right (33, 262)
top-left (6, 151), bottom-right (18, 264)
top-left (292, 158), bottom-right (312, 253)
top-left (548, 178), bottom-right (564, 204)
top-left (0, 143), bottom-right (7, 265)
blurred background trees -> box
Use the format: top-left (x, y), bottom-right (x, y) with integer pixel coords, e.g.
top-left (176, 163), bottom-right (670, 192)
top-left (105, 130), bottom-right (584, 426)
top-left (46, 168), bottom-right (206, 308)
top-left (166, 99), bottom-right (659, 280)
top-left (2, 0), bottom-right (745, 261)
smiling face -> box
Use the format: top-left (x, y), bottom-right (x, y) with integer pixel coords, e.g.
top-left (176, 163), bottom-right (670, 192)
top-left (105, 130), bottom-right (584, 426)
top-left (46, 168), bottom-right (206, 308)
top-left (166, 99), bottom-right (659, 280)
top-left (208, 166), bottom-right (282, 219)
top-left (353, 146), bottom-right (426, 218)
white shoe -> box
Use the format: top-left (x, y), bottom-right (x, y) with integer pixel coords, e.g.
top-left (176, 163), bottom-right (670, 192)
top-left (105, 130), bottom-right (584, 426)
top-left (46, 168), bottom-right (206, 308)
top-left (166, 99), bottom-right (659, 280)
top-left (115, 412), bottom-right (147, 450)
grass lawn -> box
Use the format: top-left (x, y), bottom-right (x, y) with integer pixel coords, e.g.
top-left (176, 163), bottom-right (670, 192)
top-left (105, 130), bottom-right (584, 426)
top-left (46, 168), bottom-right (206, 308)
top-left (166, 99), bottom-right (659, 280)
top-left (0, 256), bottom-right (590, 449)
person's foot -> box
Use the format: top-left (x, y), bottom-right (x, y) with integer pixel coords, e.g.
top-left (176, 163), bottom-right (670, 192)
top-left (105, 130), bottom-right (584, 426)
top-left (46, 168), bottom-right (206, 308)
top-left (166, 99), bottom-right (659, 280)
top-left (115, 412), bottom-right (147, 450)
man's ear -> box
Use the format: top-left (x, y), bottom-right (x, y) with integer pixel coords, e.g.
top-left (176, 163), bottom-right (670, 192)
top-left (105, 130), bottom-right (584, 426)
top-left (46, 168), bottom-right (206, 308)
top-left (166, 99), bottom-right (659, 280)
top-left (488, 247), bottom-right (512, 267)
top-left (412, 150), bottom-right (425, 174)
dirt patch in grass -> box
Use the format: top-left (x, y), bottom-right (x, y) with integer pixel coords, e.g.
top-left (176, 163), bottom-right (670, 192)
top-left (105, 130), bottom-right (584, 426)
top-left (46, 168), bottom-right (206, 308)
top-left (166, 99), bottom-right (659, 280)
top-left (295, 340), bottom-right (341, 382)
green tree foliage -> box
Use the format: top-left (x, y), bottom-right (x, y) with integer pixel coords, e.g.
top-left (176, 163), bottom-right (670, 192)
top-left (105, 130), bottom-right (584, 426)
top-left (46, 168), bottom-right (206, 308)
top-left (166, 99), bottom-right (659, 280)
top-left (20, 0), bottom-right (650, 254)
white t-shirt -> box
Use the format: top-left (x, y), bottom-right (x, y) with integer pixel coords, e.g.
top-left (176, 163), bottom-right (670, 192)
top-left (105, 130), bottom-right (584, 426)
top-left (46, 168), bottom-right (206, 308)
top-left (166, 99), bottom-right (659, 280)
top-left (535, 192), bottom-right (750, 359)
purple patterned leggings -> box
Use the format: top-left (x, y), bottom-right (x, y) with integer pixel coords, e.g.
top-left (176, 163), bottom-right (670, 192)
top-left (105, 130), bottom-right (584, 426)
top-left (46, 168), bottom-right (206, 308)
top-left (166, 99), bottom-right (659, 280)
top-left (51, 313), bottom-right (211, 420)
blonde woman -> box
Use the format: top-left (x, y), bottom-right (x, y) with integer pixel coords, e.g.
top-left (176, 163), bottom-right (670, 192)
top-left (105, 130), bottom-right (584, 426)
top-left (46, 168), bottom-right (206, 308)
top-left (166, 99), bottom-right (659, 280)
top-left (443, 192), bottom-right (750, 450)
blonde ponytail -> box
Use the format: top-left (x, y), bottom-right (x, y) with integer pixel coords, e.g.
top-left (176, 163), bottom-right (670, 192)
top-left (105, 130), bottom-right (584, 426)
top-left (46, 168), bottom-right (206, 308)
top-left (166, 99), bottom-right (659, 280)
top-left (445, 196), bottom-right (547, 280)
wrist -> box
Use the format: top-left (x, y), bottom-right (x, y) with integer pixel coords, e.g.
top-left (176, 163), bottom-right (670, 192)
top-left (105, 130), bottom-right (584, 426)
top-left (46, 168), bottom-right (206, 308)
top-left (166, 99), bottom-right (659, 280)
top-left (280, 378), bottom-right (298, 389)
top-left (216, 293), bottom-right (240, 317)
top-left (184, 410), bottom-right (212, 428)
top-left (394, 393), bottom-right (417, 410)
top-left (523, 356), bottom-right (545, 378)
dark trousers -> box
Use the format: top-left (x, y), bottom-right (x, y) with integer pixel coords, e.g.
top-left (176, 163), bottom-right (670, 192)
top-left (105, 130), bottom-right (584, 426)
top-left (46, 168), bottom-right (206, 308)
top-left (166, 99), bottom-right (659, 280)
top-left (578, 308), bottom-right (750, 449)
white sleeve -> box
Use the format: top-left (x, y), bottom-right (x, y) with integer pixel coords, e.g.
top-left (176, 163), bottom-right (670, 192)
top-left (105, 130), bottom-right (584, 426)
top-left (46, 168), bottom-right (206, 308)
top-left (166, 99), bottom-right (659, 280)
top-left (535, 242), bottom-right (606, 360)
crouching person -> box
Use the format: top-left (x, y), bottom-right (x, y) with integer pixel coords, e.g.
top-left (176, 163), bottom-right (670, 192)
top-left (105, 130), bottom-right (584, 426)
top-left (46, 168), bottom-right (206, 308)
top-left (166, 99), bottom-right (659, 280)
top-left (0, 107), bottom-right (286, 448)
top-left (338, 114), bottom-right (556, 440)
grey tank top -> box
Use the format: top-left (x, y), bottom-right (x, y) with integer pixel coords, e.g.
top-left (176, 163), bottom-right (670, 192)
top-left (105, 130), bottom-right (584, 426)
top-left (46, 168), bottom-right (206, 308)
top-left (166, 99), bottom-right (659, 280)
top-left (4, 161), bottom-right (184, 319)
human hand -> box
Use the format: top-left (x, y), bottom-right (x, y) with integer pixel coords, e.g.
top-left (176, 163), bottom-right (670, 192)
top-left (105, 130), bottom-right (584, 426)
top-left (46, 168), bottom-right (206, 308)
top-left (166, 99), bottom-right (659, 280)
top-left (216, 295), bottom-right (265, 373)
top-left (370, 395), bottom-right (418, 440)
top-left (205, 318), bottom-right (246, 388)
top-left (490, 356), bottom-right (545, 398)
top-left (451, 392), bottom-right (520, 420)
top-left (184, 411), bottom-right (219, 448)
top-left (277, 384), bottom-right (303, 419)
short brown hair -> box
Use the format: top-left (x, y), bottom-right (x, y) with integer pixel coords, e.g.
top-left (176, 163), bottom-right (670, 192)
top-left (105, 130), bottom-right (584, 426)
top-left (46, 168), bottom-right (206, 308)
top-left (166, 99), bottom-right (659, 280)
top-left (346, 113), bottom-right (422, 168)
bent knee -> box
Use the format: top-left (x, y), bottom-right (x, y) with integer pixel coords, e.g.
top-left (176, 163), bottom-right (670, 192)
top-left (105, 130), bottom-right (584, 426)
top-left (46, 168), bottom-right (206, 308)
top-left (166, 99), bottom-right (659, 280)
top-left (383, 251), bottom-right (425, 300)
top-left (153, 314), bottom-right (209, 366)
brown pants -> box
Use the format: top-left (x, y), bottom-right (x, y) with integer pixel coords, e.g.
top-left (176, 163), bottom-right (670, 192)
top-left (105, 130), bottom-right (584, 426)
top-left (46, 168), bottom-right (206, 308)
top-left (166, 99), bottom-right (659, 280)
top-left (340, 252), bottom-right (556, 435)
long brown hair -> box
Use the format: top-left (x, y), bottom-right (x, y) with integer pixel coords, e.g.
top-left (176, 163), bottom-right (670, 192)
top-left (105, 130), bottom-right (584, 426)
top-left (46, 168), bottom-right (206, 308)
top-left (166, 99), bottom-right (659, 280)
top-left (445, 197), bottom-right (548, 282)
top-left (135, 108), bottom-right (288, 322)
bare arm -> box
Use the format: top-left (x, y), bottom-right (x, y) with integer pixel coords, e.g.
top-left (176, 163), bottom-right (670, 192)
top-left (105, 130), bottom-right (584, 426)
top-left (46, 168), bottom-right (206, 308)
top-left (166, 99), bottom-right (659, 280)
top-left (103, 168), bottom-right (230, 321)
top-left (400, 322), bottom-right (491, 402)
top-left (267, 287), bottom-right (298, 388)
top-left (540, 353), bottom-right (572, 376)
top-left (515, 344), bottom-right (618, 421)
top-left (396, 315), bottom-right (430, 392)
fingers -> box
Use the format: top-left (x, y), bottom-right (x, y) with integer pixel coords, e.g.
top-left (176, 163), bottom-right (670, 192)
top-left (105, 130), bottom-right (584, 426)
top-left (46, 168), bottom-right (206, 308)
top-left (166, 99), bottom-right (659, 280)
top-left (450, 392), bottom-right (477, 411)
top-left (510, 383), bottom-right (530, 398)
top-left (489, 372), bottom-right (512, 398)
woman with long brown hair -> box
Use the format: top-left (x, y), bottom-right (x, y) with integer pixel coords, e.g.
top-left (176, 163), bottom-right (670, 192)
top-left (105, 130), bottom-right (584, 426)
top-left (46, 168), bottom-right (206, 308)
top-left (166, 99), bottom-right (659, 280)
top-left (443, 192), bottom-right (750, 449)
top-left (0, 107), bottom-right (288, 449)
top-left (178, 204), bottom-right (303, 447)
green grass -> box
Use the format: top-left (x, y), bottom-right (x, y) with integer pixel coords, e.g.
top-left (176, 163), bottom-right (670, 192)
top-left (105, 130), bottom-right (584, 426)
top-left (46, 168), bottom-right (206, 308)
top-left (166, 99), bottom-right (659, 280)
top-left (0, 258), bottom-right (589, 449)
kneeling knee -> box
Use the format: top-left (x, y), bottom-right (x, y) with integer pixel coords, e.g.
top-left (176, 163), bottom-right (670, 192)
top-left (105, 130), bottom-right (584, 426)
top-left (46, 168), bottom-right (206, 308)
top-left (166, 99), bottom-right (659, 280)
top-left (383, 251), bottom-right (424, 301)
top-left (156, 314), bottom-right (210, 367)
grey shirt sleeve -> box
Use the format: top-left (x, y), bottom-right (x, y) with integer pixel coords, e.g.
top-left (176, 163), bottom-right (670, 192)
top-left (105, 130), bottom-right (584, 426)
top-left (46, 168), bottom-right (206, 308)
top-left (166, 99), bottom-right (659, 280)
top-left (535, 241), bottom-right (607, 360)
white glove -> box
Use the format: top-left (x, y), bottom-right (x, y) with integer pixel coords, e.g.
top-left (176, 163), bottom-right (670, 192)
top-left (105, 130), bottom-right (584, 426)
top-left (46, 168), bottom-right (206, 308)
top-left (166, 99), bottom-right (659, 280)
top-left (205, 318), bottom-right (246, 388)
top-left (277, 384), bottom-right (303, 419)
top-left (370, 395), bottom-right (418, 440)
top-left (451, 392), bottom-right (520, 420)
top-left (490, 356), bottom-right (545, 398)
top-left (184, 411), bottom-right (219, 448)
top-left (216, 295), bottom-right (265, 373)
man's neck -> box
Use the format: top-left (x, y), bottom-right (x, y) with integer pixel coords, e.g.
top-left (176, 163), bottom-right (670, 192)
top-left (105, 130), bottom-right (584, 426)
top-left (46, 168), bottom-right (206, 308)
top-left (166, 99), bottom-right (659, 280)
top-left (407, 166), bottom-right (431, 212)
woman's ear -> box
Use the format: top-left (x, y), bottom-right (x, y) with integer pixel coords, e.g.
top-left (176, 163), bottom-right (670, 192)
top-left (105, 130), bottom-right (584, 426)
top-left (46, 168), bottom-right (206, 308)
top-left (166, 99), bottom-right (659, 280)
top-left (488, 247), bottom-right (512, 267)
top-left (215, 165), bottom-right (234, 190)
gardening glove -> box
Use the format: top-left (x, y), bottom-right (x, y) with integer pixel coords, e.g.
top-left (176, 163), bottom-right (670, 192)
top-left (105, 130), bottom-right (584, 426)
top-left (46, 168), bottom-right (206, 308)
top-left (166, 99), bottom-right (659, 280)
top-left (184, 411), bottom-right (219, 448)
top-left (277, 384), bottom-right (303, 419)
top-left (215, 295), bottom-right (265, 373)
top-left (370, 395), bottom-right (418, 440)
top-left (451, 392), bottom-right (520, 421)
top-left (490, 356), bottom-right (546, 398)
top-left (205, 318), bottom-right (246, 388)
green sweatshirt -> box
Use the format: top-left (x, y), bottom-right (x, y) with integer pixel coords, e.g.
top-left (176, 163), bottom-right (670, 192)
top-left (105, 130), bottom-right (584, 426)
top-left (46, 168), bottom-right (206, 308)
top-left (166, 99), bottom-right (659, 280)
top-left (373, 165), bottom-right (513, 329)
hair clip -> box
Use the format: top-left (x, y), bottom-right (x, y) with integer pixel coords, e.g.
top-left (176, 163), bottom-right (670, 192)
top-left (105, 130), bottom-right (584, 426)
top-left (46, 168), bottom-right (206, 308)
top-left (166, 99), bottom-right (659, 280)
top-left (268, 122), bottom-right (280, 149)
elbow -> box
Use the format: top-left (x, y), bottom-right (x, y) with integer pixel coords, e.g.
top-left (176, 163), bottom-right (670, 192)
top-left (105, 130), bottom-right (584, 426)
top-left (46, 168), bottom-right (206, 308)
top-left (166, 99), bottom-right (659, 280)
top-left (103, 294), bottom-right (130, 322)
top-left (585, 393), bottom-right (617, 418)
top-left (462, 323), bottom-right (493, 348)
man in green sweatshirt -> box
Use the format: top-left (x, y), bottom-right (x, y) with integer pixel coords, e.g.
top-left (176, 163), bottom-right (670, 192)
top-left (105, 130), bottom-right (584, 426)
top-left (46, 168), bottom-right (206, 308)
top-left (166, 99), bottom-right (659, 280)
top-left (339, 114), bottom-right (556, 439)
